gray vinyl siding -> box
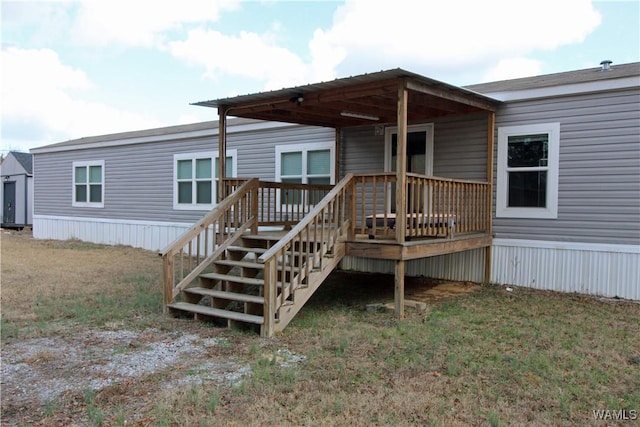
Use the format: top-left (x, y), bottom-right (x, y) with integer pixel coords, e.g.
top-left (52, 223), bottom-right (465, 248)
top-left (492, 87), bottom-right (640, 245)
top-left (34, 123), bottom-right (334, 224)
top-left (340, 113), bottom-right (489, 179)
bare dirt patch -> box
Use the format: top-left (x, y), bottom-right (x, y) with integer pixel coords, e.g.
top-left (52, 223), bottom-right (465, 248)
top-left (0, 230), bottom-right (304, 426)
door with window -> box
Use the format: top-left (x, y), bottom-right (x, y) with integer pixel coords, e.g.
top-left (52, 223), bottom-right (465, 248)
top-left (385, 124), bottom-right (434, 213)
top-left (3, 182), bottom-right (16, 224)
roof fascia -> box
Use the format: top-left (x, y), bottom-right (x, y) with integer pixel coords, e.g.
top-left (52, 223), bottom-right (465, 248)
top-left (480, 76), bottom-right (639, 102)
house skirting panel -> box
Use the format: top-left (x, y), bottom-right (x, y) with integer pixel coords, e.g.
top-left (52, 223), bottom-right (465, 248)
top-left (33, 215), bottom-right (193, 252)
top-left (491, 239), bottom-right (640, 301)
top-left (340, 248), bottom-right (486, 283)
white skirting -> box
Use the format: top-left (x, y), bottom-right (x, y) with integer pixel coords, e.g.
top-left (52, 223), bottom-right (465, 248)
top-left (33, 215), bottom-right (193, 252)
top-left (32, 216), bottom-right (639, 300)
top-left (491, 239), bottom-right (639, 301)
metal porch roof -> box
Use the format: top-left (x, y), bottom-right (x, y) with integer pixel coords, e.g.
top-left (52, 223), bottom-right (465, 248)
top-left (193, 68), bottom-right (501, 128)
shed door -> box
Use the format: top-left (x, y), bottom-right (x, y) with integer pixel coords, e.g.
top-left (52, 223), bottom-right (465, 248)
top-left (3, 182), bottom-right (16, 224)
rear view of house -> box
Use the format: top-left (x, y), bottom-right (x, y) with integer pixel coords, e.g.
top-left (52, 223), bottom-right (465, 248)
top-left (1, 151), bottom-right (33, 229)
top-left (30, 63), bottom-right (639, 335)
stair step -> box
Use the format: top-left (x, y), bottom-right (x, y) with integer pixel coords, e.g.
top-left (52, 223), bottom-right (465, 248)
top-left (200, 272), bottom-right (264, 286)
top-left (242, 234), bottom-right (282, 242)
top-left (214, 259), bottom-right (265, 269)
top-left (184, 287), bottom-right (264, 304)
top-left (168, 302), bottom-right (263, 324)
top-left (227, 246), bottom-right (268, 254)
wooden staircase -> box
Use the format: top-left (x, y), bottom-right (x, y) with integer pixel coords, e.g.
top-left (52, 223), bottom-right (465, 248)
top-left (160, 177), bottom-right (351, 336)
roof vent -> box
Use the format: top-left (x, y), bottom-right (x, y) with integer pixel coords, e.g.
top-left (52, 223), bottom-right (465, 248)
top-left (600, 60), bottom-right (613, 71)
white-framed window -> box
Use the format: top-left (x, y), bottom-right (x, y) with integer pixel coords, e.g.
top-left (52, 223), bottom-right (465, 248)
top-left (173, 150), bottom-right (237, 210)
top-left (496, 123), bottom-right (560, 219)
top-left (275, 141), bottom-right (335, 205)
top-left (72, 160), bottom-right (104, 208)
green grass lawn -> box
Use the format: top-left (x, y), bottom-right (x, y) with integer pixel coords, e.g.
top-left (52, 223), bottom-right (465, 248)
top-left (2, 233), bottom-right (638, 426)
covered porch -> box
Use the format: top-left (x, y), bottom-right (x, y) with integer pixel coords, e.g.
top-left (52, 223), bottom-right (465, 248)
top-left (190, 69), bottom-right (499, 322)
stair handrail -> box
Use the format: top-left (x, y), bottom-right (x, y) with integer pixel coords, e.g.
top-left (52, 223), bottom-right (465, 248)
top-left (160, 178), bottom-right (259, 306)
top-left (258, 174), bottom-right (353, 334)
top-left (257, 173), bottom-right (354, 264)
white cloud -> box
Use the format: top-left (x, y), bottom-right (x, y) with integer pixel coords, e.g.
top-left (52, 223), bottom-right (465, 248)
top-left (71, 0), bottom-right (240, 48)
top-left (311, 0), bottom-right (601, 77)
top-left (481, 58), bottom-right (543, 83)
top-left (169, 28), bottom-right (316, 91)
top-left (1, 48), bottom-right (162, 151)
top-left (167, 0), bottom-right (601, 93)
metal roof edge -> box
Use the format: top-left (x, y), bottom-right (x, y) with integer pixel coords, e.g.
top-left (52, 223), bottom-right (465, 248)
top-left (30, 118), bottom-right (305, 154)
top-left (478, 75), bottom-right (640, 102)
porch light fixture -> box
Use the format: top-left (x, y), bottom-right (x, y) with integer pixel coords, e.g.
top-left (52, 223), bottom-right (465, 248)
top-left (290, 94), bottom-right (304, 106)
top-left (340, 111), bottom-right (379, 121)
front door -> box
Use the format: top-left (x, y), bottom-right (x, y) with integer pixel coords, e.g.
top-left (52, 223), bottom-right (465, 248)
top-left (3, 181), bottom-right (16, 224)
top-left (385, 124), bottom-right (434, 213)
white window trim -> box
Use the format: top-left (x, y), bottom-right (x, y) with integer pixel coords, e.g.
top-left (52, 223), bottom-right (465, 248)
top-left (72, 160), bottom-right (105, 208)
top-left (173, 150), bottom-right (237, 211)
top-left (275, 141), bottom-right (335, 184)
top-left (275, 141), bottom-right (335, 208)
top-left (383, 123), bottom-right (434, 176)
top-left (496, 123), bottom-right (560, 219)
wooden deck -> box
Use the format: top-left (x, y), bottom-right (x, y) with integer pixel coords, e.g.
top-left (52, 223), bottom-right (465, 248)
top-left (160, 175), bottom-right (492, 336)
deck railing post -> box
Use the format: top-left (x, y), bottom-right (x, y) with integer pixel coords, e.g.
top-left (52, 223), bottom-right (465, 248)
top-left (163, 254), bottom-right (174, 310)
top-left (262, 258), bottom-right (277, 337)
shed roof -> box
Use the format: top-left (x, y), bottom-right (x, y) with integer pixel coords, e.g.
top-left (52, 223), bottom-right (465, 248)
top-left (8, 151), bottom-right (33, 174)
top-left (193, 68), bottom-right (500, 128)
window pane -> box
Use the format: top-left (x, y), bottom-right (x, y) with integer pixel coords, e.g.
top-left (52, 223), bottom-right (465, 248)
top-left (196, 158), bottom-right (211, 179)
top-left (196, 181), bottom-right (212, 204)
top-left (508, 171), bottom-right (547, 208)
top-left (76, 185), bottom-right (87, 202)
top-left (75, 167), bottom-right (87, 184)
top-left (89, 165), bottom-right (102, 183)
top-left (308, 177), bottom-right (330, 185)
top-left (177, 160), bottom-right (192, 180)
top-left (214, 156), bottom-right (234, 178)
top-left (307, 150), bottom-right (330, 175)
top-left (508, 134), bottom-right (548, 168)
top-left (225, 156), bottom-right (233, 178)
top-left (89, 184), bottom-right (102, 203)
top-left (281, 152), bottom-right (302, 175)
top-left (178, 182), bottom-right (192, 203)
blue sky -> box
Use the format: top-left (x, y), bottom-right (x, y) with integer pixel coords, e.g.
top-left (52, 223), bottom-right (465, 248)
top-left (2, 0), bottom-right (638, 153)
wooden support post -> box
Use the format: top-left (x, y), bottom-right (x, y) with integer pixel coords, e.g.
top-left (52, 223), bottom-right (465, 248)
top-left (394, 260), bottom-right (405, 318)
top-left (262, 258), bottom-right (277, 337)
top-left (163, 254), bottom-right (173, 310)
top-left (218, 107), bottom-right (228, 203)
top-left (334, 128), bottom-right (341, 184)
top-left (484, 111), bottom-right (495, 283)
top-left (396, 82), bottom-right (408, 243)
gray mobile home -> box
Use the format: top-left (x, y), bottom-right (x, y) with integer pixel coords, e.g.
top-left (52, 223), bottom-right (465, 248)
top-left (31, 63), bottom-right (639, 332)
top-left (1, 151), bottom-right (33, 229)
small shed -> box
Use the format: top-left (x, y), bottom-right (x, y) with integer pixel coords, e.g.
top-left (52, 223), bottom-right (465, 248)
top-left (1, 151), bottom-right (33, 229)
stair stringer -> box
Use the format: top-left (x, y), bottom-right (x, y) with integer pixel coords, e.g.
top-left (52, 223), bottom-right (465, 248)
top-left (272, 241), bottom-right (346, 334)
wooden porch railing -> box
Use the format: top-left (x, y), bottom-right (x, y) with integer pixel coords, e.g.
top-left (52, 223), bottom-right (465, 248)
top-left (351, 173), bottom-right (490, 239)
top-left (224, 179), bottom-right (333, 227)
top-left (159, 178), bottom-right (259, 307)
top-left (257, 173), bottom-right (353, 335)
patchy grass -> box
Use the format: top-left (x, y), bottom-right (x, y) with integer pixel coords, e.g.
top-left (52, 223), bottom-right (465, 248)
top-left (1, 230), bottom-right (639, 426)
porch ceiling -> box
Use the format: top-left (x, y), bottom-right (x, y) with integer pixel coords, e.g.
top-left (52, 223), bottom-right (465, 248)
top-left (193, 69), bottom-right (501, 128)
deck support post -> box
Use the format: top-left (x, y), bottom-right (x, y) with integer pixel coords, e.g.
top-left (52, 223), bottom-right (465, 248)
top-left (394, 260), bottom-right (405, 318)
top-left (484, 111), bottom-right (495, 283)
top-left (396, 81), bottom-right (408, 244)
top-left (218, 107), bottom-right (228, 203)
